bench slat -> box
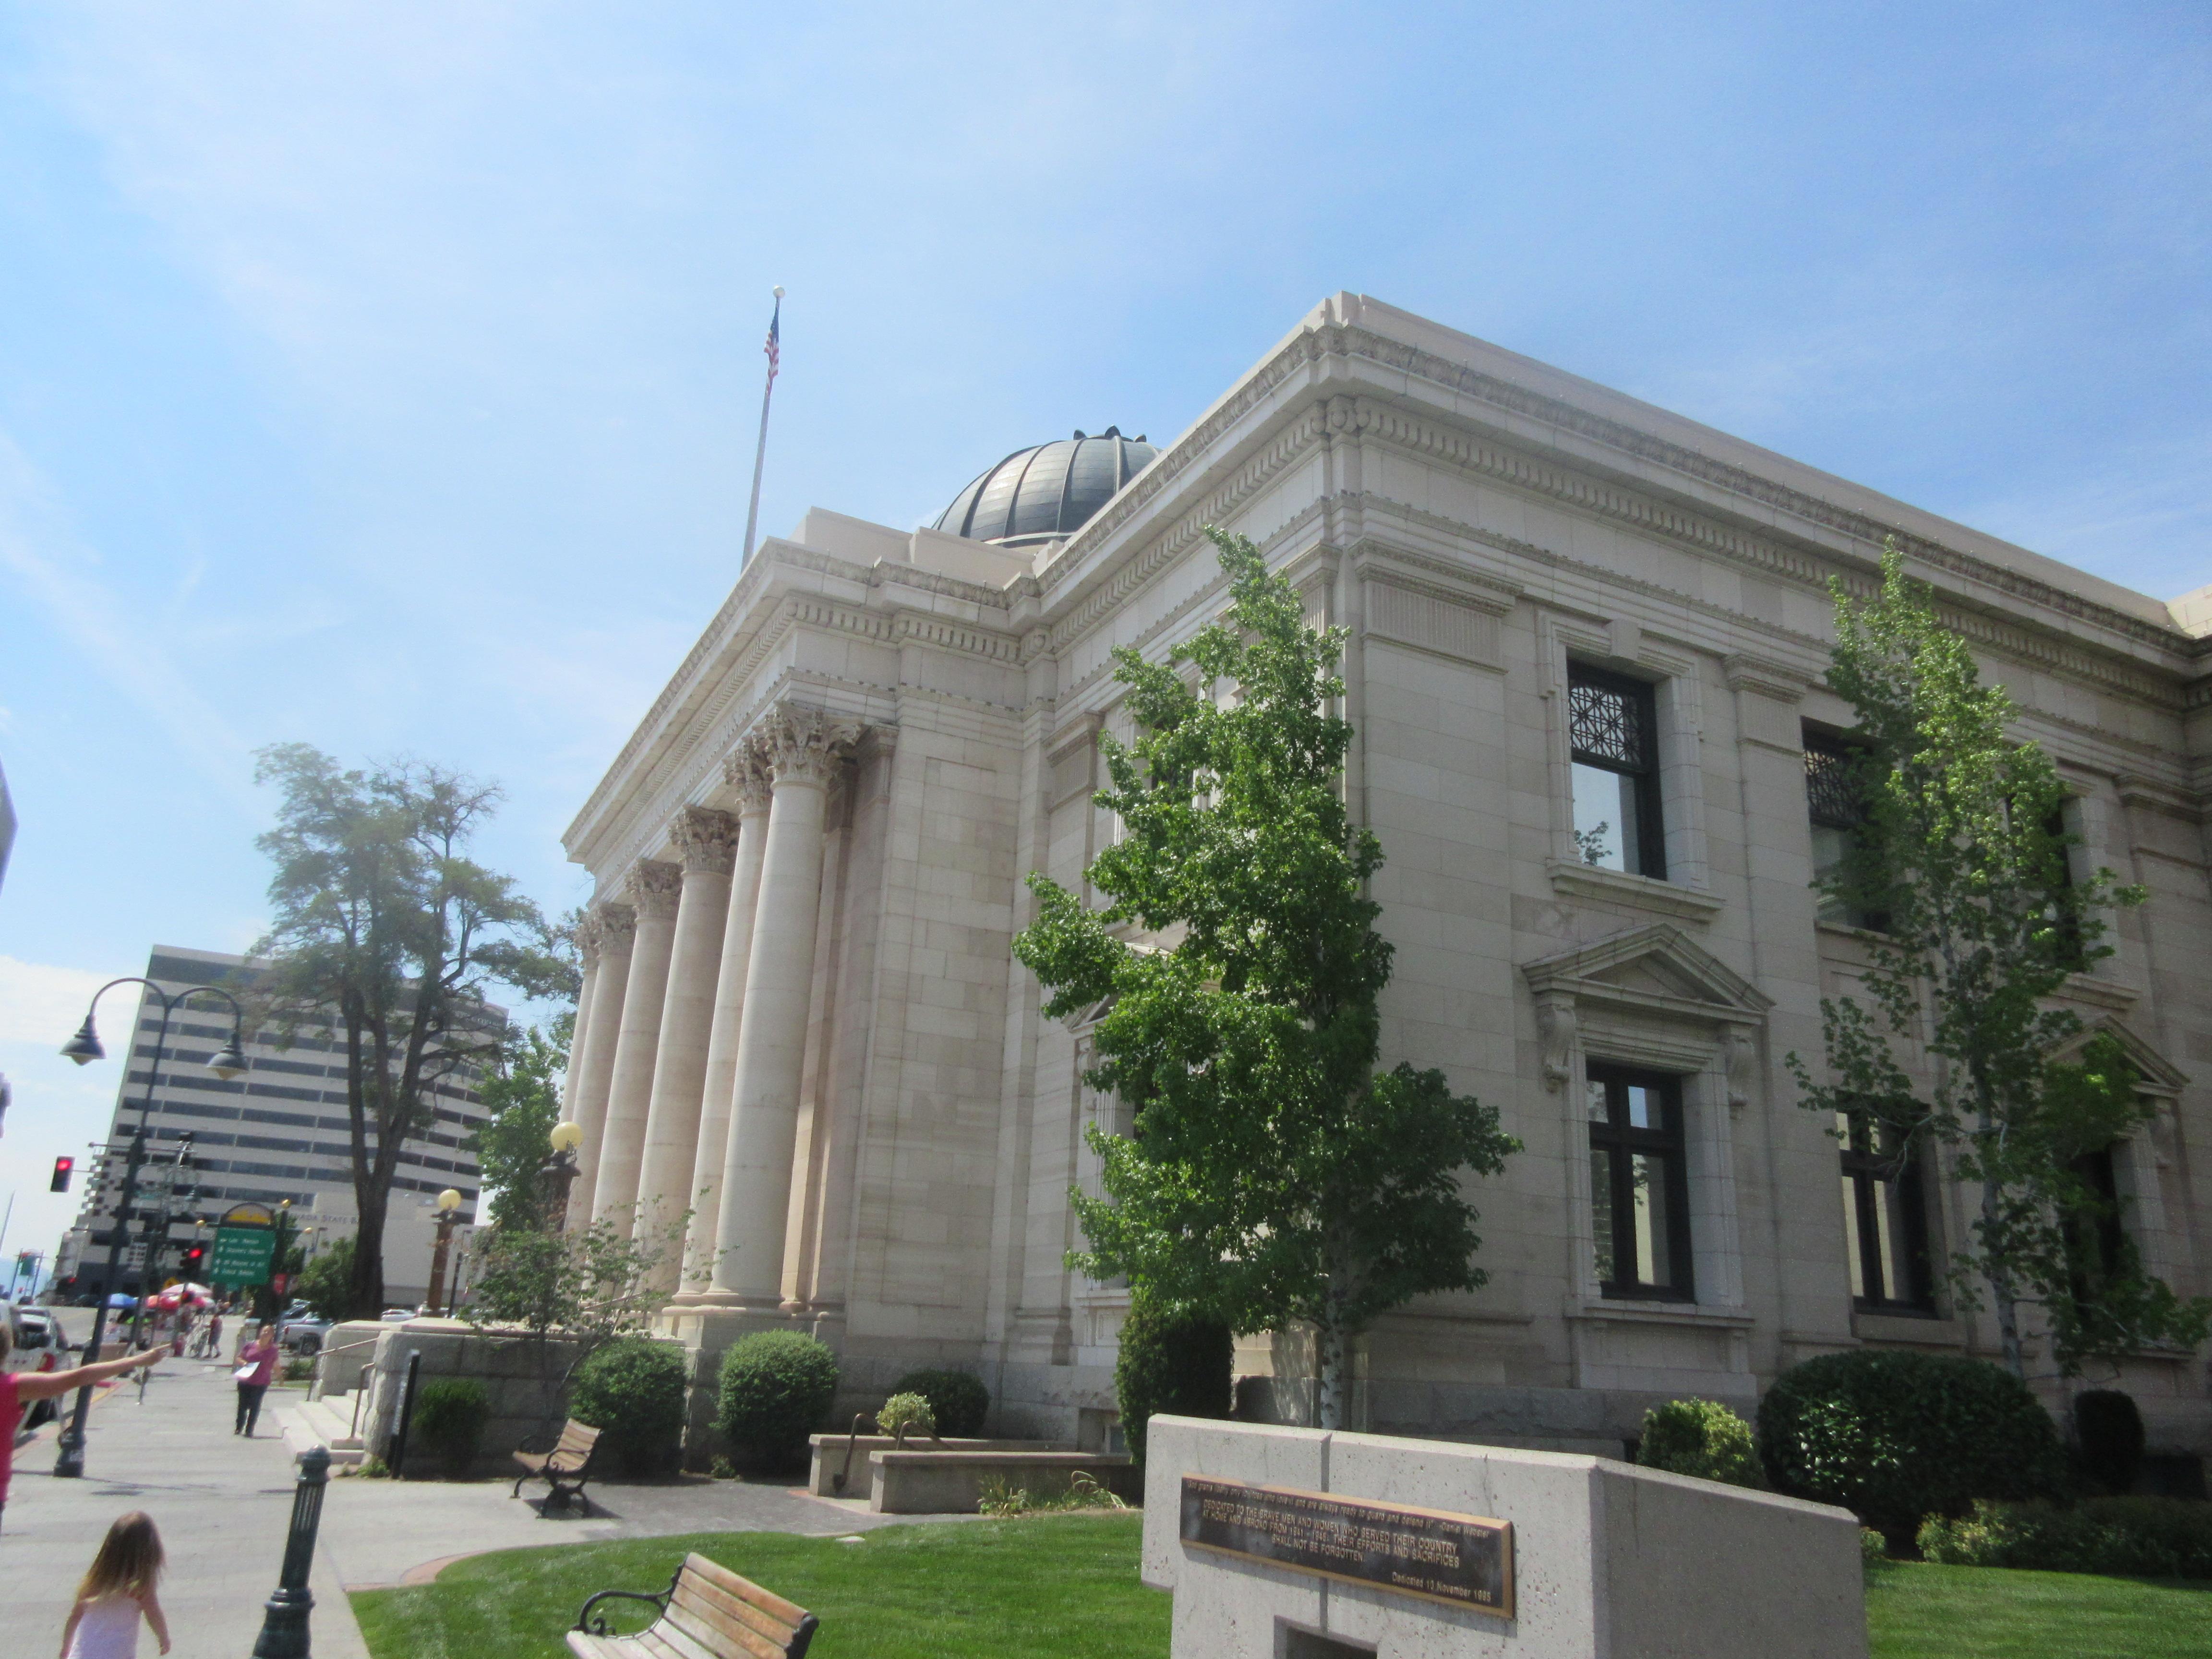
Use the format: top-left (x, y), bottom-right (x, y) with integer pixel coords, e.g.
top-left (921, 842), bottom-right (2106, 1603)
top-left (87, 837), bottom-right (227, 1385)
top-left (565, 1634), bottom-right (631, 1659)
top-left (672, 1575), bottom-right (802, 1645)
top-left (663, 1600), bottom-right (785, 1659)
top-left (669, 1584), bottom-right (793, 1658)
top-left (683, 1553), bottom-right (810, 1629)
top-left (637, 1618), bottom-right (724, 1659)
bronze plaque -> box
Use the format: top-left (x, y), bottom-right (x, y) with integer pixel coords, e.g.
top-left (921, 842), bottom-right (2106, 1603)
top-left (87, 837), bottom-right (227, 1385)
top-left (1180, 1476), bottom-right (1514, 1618)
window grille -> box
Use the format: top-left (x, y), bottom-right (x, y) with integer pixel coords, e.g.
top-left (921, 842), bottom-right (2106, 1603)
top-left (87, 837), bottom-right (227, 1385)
top-left (1803, 738), bottom-right (1864, 830)
top-left (1569, 676), bottom-right (1655, 769)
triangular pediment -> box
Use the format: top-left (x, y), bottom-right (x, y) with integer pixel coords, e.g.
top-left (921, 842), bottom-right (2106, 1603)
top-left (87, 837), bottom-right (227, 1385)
top-left (2053, 1015), bottom-right (2190, 1096)
top-left (1521, 923), bottom-right (1773, 1020)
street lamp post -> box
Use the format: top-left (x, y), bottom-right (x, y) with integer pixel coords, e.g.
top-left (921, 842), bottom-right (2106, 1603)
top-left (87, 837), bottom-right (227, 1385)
top-left (424, 1189), bottom-right (463, 1315)
top-left (542, 1121), bottom-right (584, 1233)
top-left (54, 978), bottom-right (249, 1478)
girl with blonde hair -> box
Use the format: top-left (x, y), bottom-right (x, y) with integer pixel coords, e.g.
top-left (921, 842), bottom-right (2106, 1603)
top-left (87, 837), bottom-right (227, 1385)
top-left (60, 1510), bottom-right (171, 1657)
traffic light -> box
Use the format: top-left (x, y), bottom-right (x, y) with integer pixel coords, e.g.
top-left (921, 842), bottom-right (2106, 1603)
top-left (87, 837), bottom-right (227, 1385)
top-left (49, 1155), bottom-right (74, 1193)
top-left (180, 1244), bottom-right (206, 1277)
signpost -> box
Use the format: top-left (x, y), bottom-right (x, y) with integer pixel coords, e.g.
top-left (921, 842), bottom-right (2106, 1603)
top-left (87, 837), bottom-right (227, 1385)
top-left (212, 1202), bottom-right (278, 1289)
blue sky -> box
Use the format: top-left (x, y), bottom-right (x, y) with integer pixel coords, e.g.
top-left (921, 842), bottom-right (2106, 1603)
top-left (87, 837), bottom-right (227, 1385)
top-left (0, 3), bottom-right (2206, 1259)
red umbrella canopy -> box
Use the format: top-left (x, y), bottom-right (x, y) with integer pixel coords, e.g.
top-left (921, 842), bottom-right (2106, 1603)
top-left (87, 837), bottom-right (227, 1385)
top-left (150, 1283), bottom-right (214, 1309)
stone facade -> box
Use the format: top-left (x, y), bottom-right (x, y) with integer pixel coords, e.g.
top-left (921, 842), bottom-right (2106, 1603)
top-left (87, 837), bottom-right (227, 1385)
top-left (563, 294), bottom-right (2212, 1463)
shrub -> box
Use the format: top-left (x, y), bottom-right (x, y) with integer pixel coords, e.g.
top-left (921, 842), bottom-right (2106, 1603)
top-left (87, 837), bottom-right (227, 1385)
top-left (1115, 1297), bottom-right (1233, 1467)
top-left (876, 1392), bottom-right (937, 1443)
top-left (1919, 1496), bottom-right (2212, 1578)
top-left (1757, 1350), bottom-right (2066, 1554)
top-left (410, 1378), bottom-right (490, 1477)
top-left (2074, 1390), bottom-right (2146, 1496)
top-left (890, 1368), bottom-right (990, 1438)
top-left (569, 1338), bottom-right (688, 1477)
top-left (1636, 1399), bottom-right (1764, 1489)
top-left (716, 1331), bottom-right (839, 1470)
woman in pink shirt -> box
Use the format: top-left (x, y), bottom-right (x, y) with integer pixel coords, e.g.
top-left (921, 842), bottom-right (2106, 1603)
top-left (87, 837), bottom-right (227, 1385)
top-left (233, 1324), bottom-right (278, 1438)
top-left (0, 1322), bottom-right (162, 1533)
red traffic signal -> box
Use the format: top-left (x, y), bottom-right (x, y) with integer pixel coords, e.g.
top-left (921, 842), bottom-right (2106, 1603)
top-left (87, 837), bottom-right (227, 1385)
top-left (49, 1155), bottom-right (74, 1193)
top-left (180, 1245), bottom-right (207, 1275)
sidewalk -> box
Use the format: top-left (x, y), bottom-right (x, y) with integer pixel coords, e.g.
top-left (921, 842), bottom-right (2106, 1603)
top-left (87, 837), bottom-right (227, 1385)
top-left (4, 1356), bottom-right (369, 1659)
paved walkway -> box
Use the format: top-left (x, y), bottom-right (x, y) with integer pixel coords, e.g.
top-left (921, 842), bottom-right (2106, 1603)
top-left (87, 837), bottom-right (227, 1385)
top-left (5, 1317), bottom-right (958, 1658)
top-left (5, 1354), bottom-right (369, 1659)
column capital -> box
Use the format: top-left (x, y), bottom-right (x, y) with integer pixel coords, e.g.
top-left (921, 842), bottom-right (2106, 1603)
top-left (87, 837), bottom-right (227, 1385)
top-left (673, 805), bottom-right (741, 876)
top-left (626, 859), bottom-right (684, 920)
top-left (723, 743), bottom-right (775, 816)
top-left (591, 900), bottom-right (637, 954)
top-left (573, 912), bottom-right (604, 971)
top-left (759, 702), bottom-right (862, 789)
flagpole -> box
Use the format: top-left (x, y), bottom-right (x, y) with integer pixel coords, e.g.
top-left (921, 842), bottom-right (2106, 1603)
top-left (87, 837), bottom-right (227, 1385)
top-left (740, 286), bottom-right (784, 569)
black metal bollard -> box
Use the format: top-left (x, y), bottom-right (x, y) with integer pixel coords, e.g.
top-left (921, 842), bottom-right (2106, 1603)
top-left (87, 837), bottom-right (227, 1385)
top-left (252, 1445), bottom-right (331, 1659)
top-left (387, 1349), bottom-right (422, 1480)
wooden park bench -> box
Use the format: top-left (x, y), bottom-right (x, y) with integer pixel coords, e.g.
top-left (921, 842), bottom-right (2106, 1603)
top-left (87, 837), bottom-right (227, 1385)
top-left (512, 1419), bottom-right (606, 1512)
top-left (570, 1551), bottom-right (819, 1659)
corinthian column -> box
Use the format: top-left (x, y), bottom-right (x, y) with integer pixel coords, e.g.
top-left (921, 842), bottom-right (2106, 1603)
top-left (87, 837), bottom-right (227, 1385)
top-left (566, 902), bottom-right (633, 1228)
top-left (678, 746), bottom-right (773, 1290)
top-left (589, 859), bottom-right (683, 1221)
top-left (631, 806), bottom-right (739, 1265)
top-left (561, 912), bottom-right (604, 1123)
top-left (709, 706), bottom-right (857, 1302)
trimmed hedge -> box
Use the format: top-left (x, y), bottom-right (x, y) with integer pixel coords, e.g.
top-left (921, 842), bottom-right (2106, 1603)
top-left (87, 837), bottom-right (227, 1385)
top-left (1757, 1350), bottom-right (2066, 1553)
top-left (1636, 1398), bottom-right (1764, 1489)
top-left (890, 1368), bottom-right (990, 1438)
top-left (411, 1378), bottom-right (489, 1477)
top-left (569, 1338), bottom-right (688, 1477)
top-left (717, 1331), bottom-right (840, 1470)
top-left (1115, 1298), bottom-right (1232, 1468)
top-left (1919, 1497), bottom-right (2212, 1577)
top-left (2074, 1390), bottom-right (2146, 1496)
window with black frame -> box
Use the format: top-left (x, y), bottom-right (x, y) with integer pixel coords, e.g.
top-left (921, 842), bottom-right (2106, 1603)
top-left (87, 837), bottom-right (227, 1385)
top-left (1804, 730), bottom-right (1886, 930)
top-left (1568, 666), bottom-right (1666, 878)
top-left (2064, 1143), bottom-right (2128, 1315)
top-left (1586, 1066), bottom-right (1694, 1300)
top-left (1835, 1110), bottom-right (1934, 1312)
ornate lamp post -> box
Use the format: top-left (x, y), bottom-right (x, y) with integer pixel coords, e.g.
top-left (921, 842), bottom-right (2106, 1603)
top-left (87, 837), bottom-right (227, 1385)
top-left (54, 977), bottom-right (249, 1478)
top-left (543, 1121), bottom-right (584, 1233)
top-left (424, 1188), bottom-right (463, 1314)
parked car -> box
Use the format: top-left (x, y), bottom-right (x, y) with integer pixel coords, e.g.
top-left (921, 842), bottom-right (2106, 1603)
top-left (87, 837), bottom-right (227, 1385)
top-left (276, 1313), bottom-right (332, 1355)
top-left (378, 1306), bottom-right (418, 1322)
top-left (14, 1308), bottom-right (66, 1352)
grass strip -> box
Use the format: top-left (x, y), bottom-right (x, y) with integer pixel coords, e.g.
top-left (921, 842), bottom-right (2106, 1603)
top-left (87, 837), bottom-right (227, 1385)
top-left (351, 1512), bottom-right (1167, 1659)
top-left (1866, 1560), bottom-right (2212, 1658)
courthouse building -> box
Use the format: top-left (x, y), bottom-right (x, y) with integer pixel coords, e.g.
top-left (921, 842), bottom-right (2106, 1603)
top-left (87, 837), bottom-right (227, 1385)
top-left (562, 294), bottom-right (2212, 1465)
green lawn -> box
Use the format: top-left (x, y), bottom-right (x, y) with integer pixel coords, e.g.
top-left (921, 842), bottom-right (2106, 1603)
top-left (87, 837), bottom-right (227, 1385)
top-left (354, 1512), bottom-right (2212, 1659)
top-left (1867, 1560), bottom-right (2212, 1658)
top-left (351, 1514), bottom-right (1170, 1659)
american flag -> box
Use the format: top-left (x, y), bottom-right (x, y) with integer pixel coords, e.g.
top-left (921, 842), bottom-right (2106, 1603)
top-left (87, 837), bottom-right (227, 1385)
top-left (764, 299), bottom-right (781, 386)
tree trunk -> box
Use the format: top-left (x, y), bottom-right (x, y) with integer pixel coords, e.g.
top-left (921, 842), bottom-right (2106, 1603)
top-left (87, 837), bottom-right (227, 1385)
top-left (1314, 1312), bottom-right (1351, 1431)
top-left (350, 1180), bottom-right (389, 1318)
top-left (1973, 1076), bottom-right (2026, 1382)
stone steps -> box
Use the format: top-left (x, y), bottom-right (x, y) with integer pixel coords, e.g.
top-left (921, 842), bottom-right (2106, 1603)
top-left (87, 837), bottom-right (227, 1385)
top-left (279, 1393), bottom-right (369, 1465)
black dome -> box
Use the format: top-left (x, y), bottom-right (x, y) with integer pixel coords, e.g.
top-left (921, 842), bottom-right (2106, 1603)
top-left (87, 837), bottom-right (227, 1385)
top-left (933, 427), bottom-right (1157, 547)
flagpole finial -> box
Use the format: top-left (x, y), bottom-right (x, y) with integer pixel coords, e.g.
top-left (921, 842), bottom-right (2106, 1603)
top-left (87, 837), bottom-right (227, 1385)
top-left (772, 285), bottom-right (785, 299)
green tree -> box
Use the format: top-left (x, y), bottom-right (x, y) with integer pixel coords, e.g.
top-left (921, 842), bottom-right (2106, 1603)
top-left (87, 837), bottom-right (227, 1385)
top-left (252, 745), bottom-right (576, 1318)
top-left (1012, 527), bottom-right (1518, 1429)
top-left (1791, 543), bottom-right (2209, 1378)
top-left (463, 1213), bottom-right (683, 1433)
top-left (469, 1019), bottom-right (573, 1231)
top-left (294, 1236), bottom-right (356, 1322)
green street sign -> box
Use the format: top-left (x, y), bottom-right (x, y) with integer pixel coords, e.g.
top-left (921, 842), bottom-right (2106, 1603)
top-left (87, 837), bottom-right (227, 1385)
top-left (210, 1225), bottom-right (276, 1288)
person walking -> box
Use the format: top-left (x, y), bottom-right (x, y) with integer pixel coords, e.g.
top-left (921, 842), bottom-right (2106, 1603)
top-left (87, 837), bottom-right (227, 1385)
top-left (233, 1323), bottom-right (278, 1437)
top-left (0, 1325), bottom-right (161, 1532)
top-left (59, 1510), bottom-right (171, 1657)
top-left (194, 1309), bottom-right (222, 1360)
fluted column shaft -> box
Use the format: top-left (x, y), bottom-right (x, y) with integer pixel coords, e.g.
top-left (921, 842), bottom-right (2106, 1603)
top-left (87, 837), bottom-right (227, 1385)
top-left (590, 860), bottom-right (682, 1221)
top-left (562, 915), bottom-right (602, 1118)
top-left (631, 808), bottom-right (739, 1264)
top-left (679, 751), bottom-right (772, 1289)
top-left (710, 708), bottom-right (855, 1301)
top-left (566, 903), bottom-right (634, 1228)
